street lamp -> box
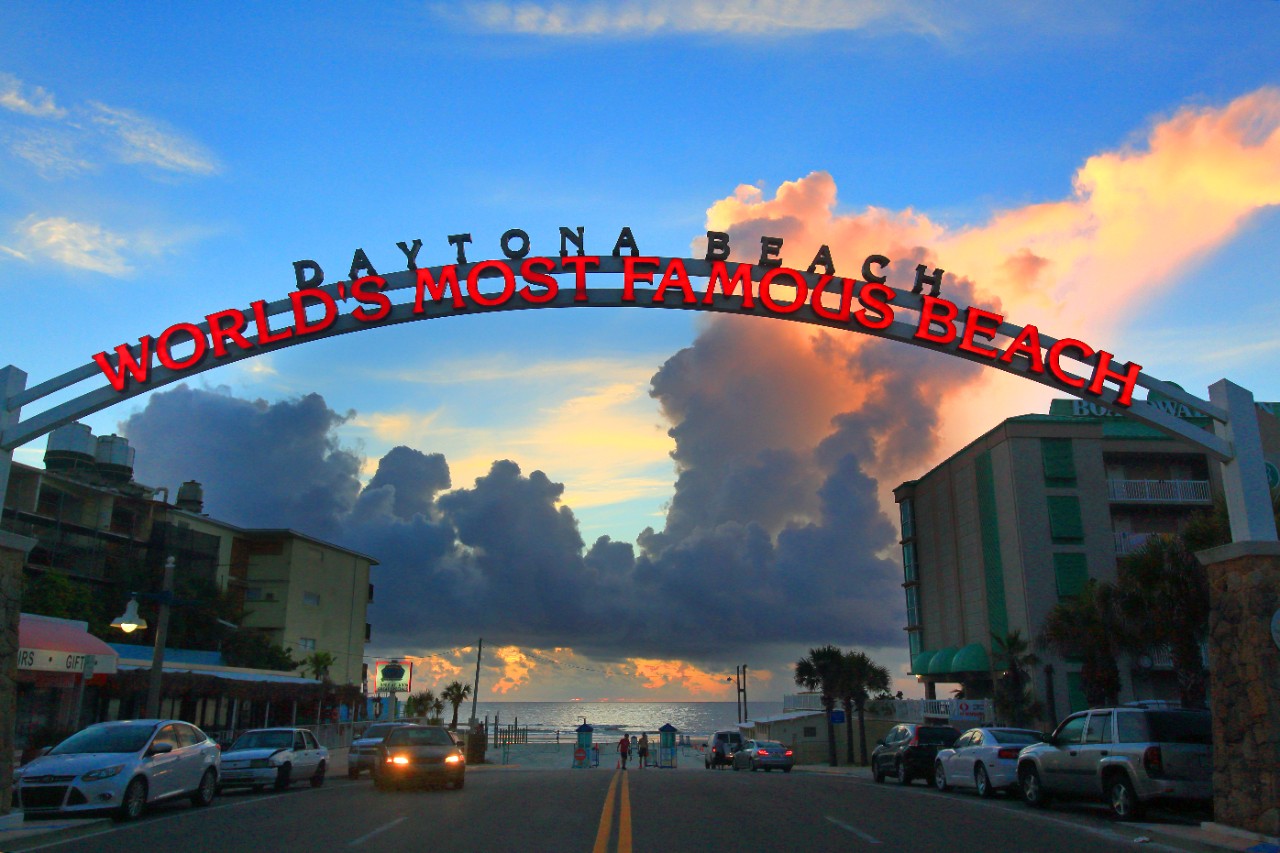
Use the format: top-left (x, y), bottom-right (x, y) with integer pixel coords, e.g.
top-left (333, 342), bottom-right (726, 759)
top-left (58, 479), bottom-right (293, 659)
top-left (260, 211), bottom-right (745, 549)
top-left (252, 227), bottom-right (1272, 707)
top-left (110, 555), bottom-right (175, 719)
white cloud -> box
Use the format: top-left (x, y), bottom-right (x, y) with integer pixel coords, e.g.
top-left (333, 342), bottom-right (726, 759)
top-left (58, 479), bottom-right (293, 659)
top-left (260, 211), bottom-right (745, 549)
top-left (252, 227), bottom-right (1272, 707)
top-left (7, 128), bottom-right (94, 177)
top-left (447, 0), bottom-right (944, 37)
top-left (0, 72), bottom-right (67, 118)
top-left (12, 216), bottom-right (134, 276)
top-left (89, 103), bottom-right (219, 176)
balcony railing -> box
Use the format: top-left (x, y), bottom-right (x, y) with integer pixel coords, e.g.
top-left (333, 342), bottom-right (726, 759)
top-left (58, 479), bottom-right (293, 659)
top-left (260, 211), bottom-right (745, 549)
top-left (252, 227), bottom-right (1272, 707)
top-left (1107, 479), bottom-right (1211, 503)
top-left (1113, 531), bottom-right (1154, 555)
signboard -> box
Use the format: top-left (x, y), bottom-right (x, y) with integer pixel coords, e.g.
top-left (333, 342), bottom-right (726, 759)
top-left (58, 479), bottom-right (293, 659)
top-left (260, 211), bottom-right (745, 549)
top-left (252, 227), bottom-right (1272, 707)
top-left (830, 710), bottom-right (846, 725)
top-left (955, 700), bottom-right (983, 720)
top-left (375, 660), bottom-right (412, 693)
top-left (17, 648), bottom-right (115, 675)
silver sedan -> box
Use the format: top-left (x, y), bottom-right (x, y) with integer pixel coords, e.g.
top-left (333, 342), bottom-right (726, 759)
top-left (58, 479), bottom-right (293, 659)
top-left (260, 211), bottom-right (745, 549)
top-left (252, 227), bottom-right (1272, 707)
top-left (934, 727), bottom-right (1044, 797)
top-left (732, 740), bottom-right (795, 773)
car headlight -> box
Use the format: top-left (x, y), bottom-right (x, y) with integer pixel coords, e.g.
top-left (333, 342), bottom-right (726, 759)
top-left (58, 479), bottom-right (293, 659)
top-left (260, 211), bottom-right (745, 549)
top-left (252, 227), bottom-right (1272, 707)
top-left (389, 755), bottom-right (409, 765)
top-left (249, 759), bottom-right (274, 769)
top-left (82, 764), bottom-right (125, 781)
top-left (445, 754), bottom-right (462, 765)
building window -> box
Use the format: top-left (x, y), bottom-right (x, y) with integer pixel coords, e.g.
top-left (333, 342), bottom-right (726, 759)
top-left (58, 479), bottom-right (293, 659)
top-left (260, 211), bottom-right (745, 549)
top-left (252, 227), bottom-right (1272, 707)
top-left (905, 586), bottom-right (920, 627)
top-left (298, 637), bottom-right (316, 651)
top-left (1047, 495), bottom-right (1085, 543)
top-left (803, 726), bottom-right (817, 738)
top-left (368, 583), bottom-right (375, 603)
top-left (303, 591), bottom-right (321, 606)
top-left (902, 542), bottom-right (917, 583)
top-left (908, 631), bottom-right (922, 658)
top-left (1041, 438), bottom-right (1077, 487)
top-left (1066, 671), bottom-right (1088, 713)
top-left (365, 623), bottom-right (372, 641)
top-left (245, 587), bottom-right (264, 602)
top-left (899, 499), bottom-right (914, 539)
top-left (1053, 552), bottom-right (1090, 598)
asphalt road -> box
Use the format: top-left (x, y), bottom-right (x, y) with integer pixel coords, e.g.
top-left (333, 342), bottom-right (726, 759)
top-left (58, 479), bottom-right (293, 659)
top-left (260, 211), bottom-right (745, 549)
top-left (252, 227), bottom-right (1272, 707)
top-left (14, 765), bottom-right (1197, 853)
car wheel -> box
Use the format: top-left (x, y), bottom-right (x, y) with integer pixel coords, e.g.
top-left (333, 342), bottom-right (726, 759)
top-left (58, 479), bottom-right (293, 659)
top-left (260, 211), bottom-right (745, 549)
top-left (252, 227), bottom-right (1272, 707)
top-left (374, 774), bottom-right (390, 791)
top-left (190, 769), bottom-right (217, 807)
top-left (705, 757), bottom-right (711, 769)
top-left (783, 767), bottom-right (792, 774)
top-left (873, 761), bottom-right (885, 784)
top-left (751, 761), bottom-right (758, 773)
top-left (274, 763), bottom-right (292, 791)
top-left (732, 760), bottom-right (739, 771)
top-left (311, 761), bottom-right (326, 788)
top-left (453, 776), bottom-right (465, 790)
top-left (1107, 773), bottom-right (1144, 821)
top-left (1020, 765), bottom-right (1050, 808)
top-left (115, 777), bottom-right (147, 822)
top-left (251, 784), bottom-right (265, 793)
top-left (934, 762), bottom-right (949, 792)
top-left (348, 764), bottom-right (360, 780)
top-left (896, 761), bottom-right (911, 785)
top-left (975, 765), bottom-right (993, 799)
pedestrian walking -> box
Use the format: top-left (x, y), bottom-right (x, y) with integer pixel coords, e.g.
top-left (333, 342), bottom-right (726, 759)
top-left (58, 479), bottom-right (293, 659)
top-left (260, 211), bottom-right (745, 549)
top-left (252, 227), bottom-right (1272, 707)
top-left (638, 733), bottom-right (649, 769)
top-left (618, 734), bottom-right (630, 769)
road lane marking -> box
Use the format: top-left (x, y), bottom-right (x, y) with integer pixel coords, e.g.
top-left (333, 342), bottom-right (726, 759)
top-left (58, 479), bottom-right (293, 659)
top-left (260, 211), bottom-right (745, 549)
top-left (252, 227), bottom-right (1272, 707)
top-left (618, 768), bottom-right (632, 853)
top-left (349, 815), bottom-right (407, 847)
top-left (591, 771), bottom-right (621, 853)
top-left (825, 815), bottom-right (881, 844)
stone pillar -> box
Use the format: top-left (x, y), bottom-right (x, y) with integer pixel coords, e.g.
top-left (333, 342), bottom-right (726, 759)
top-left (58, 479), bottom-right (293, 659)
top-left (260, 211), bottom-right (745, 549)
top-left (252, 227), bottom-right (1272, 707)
top-left (1200, 540), bottom-right (1280, 837)
top-left (0, 531), bottom-right (37, 821)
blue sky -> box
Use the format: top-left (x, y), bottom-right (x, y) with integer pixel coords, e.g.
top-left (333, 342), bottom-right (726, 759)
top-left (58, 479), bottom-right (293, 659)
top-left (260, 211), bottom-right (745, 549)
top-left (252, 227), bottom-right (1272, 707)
top-left (3, 1), bottom-right (1279, 701)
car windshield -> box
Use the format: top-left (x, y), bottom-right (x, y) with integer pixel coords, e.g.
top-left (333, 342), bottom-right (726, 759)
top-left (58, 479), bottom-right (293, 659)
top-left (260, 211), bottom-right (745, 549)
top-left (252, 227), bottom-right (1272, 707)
top-left (386, 728), bottom-right (454, 747)
top-left (49, 723), bottom-right (155, 755)
top-left (230, 730), bottom-right (294, 750)
top-left (917, 727), bottom-right (961, 745)
top-left (755, 742), bottom-right (785, 750)
top-left (990, 729), bottom-right (1044, 745)
top-left (1146, 711), bottom-right (1211, 745)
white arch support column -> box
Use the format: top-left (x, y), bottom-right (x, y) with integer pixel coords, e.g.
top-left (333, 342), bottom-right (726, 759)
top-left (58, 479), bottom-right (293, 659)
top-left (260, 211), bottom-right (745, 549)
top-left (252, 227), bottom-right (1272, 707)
top-left (1200, 378), bottom-right (1280, 837)
top-left (0, 366), bottom-right (25, 516)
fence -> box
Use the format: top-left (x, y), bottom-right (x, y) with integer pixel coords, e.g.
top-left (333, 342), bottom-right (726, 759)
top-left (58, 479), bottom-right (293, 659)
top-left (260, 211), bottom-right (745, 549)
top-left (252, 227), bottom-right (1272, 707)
top-left (1106, 479), bottom-right (1211, 503)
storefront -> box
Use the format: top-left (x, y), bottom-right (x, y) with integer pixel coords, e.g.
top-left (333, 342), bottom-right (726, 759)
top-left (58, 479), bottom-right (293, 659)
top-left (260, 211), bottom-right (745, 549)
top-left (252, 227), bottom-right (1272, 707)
top-left (15, 613), bottom-right (118, 754)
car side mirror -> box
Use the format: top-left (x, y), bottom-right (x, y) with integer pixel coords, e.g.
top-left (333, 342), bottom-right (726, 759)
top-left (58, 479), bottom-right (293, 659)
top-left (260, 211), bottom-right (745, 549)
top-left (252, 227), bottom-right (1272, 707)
top-left (149, 742), bottom-right (174, 756)
top-left (876, 738), bottom-right (885, 746)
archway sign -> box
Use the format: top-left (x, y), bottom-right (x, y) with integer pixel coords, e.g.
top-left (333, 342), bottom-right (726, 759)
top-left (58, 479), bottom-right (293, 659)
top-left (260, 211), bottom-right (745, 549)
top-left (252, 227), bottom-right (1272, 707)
top-left (0, 225), bottom-right (1275, 543)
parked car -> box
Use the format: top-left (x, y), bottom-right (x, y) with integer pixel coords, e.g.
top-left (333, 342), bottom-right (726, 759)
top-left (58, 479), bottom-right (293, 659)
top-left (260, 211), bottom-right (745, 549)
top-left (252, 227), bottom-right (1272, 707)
top-left (218, 727), bottom-right (328, 792)
top-left (933, 727), bottom-right (1044, 797)
top-left (373, 725), bottom-right (466, 790)
top-left (13, 719), bottom-right (219, 821)
top-left (1016, 707), bottom-right (1212, 820)
top-left (871, 723), bottom-right (961, 785)
top-left (732, 740), bottom-right (795, 773)
top-left (348, 722), bottom-right (406, 779)
top-left (705, 730), bottom-right (744, 769)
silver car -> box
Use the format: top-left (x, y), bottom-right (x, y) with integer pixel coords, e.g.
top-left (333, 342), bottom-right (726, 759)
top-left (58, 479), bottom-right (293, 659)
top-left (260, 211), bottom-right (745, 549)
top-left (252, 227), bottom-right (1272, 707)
top-left (14, 719), bottom-right (220, 821)
top-left (1017, 707), bottom-right (1211, 819)
top-left (218, 727), bottom-right (328, 792)
top-left (731, 740), bottom-right (794, 773)
top-left (348, 722), bottom-right (406, 779)
top-left (934, 727), bottom-right (1043, 797)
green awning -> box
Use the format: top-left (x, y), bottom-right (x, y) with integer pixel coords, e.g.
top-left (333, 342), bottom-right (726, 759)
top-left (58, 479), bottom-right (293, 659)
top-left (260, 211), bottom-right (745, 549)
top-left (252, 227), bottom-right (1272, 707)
top-left (927, 647), bottom-right (958, 674)
top-left (911, 651), bottom-right (935, 675)
top-left (951, 643), bottom-right (990, 672)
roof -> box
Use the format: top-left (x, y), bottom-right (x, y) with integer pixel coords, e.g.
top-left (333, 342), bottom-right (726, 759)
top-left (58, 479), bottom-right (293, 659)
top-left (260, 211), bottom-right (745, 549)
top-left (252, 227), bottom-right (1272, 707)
top-left (746, 710), bottom-right (825, 725)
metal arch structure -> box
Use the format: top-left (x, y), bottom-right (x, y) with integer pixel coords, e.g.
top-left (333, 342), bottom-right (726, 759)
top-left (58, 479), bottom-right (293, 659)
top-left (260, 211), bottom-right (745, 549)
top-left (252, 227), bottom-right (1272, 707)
top-left (0, 255), bottom-right (1276, 544)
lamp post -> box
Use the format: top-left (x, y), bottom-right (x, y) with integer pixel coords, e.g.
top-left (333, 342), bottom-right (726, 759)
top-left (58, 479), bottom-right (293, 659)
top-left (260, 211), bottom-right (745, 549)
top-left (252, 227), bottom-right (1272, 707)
top-left (110, 555), bottom-right (175, 719)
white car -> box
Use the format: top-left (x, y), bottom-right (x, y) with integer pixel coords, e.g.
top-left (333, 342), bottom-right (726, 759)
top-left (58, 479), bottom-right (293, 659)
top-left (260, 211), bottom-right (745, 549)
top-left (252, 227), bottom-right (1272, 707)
top-left (934, 727), bottom-right (1044, 797)
top-left (218, 728), bottom-right (328, 792)
top-left (14, 719), bottom-right (220, 820)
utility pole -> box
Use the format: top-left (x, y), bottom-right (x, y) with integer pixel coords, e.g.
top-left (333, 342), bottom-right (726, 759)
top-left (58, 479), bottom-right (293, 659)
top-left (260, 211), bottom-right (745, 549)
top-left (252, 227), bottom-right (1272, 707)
top-left (145, 557), bottom-right (175, 719)
top-left (736, 664), bottom-right (749, 723)
top-left (469, 637), bottom-right (483, 726)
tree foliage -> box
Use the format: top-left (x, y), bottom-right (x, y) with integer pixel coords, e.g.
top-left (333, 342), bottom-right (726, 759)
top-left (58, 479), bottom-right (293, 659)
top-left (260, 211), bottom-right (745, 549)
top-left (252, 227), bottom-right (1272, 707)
top-left (442, 680), bottom-right (472, 731)
top-left (1039, 579), bottom-right (1129, 709)
top-left (991, 630), bottom-right (1042, 727)
top-left (837, 650), bottom-right (891, 766)
top-left (794, 644), bottom-right (844, 767)
top-left (221, 629), bottom-right (297, 672)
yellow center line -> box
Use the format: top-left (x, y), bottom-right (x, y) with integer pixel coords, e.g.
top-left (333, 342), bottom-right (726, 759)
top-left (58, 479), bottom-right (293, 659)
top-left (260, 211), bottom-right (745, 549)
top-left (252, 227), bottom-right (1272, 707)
top-left (618, 767), bottom-right (632, 853)
top-left (592, 770), bottom-right (621, 853)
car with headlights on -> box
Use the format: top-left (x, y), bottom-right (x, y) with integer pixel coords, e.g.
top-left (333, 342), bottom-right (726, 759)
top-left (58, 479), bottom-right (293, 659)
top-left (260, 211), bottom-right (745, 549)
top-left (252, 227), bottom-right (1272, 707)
top-left (933, 727), bottom-right (1044, 797)
top-left (218, 727), bottom-right (328, 792)
top-left (731, 740), bottom-right (795, 773)
top-left (373, 725), bottom-right (465, 790)
top-left (13, 719), bottom-right (219, 821)
top-left (348, 722), bottom-right (404, 779)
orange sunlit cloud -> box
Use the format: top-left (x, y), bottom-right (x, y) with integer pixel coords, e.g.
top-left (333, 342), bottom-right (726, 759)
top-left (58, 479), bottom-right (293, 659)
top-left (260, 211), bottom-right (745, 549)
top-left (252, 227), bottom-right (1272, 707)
top-left (628, 658), bottom-right (773, 697)
top-left (491, 645), bottom-right (538, 694)
top-left (699, 88), bottom-right (1280, 496)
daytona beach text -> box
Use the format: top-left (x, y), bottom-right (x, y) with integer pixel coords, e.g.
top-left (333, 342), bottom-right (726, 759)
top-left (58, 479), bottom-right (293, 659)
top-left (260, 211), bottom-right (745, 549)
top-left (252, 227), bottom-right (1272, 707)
top-left (90, 228), bottom-right (1143, 409)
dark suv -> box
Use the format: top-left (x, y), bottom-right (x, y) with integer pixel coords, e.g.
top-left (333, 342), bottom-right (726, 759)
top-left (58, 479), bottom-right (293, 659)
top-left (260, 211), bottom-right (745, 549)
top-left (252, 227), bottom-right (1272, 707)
top-left (872, 723), bottom-right (961, 785)
top-left (1016, 706), bottom-right (1211, 819)
top-left (705, 730), bottom-right (743, 769)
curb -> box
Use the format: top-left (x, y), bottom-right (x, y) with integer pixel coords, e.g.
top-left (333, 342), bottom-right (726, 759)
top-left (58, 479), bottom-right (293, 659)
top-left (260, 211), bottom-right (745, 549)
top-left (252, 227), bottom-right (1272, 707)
top-left (0, 817), bottom-right (113, 852)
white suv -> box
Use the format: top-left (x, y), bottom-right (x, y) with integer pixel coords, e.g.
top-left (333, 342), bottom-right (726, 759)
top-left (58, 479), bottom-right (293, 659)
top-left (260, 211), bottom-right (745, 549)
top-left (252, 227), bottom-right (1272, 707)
top-left (705, 730), bottom-right (743, 769)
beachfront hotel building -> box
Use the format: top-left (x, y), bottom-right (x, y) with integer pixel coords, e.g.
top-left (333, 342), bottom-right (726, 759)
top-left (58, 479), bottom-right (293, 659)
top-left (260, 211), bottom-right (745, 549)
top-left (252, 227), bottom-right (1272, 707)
top-left (893, 396), bottom-right (1280, 721)
top-left (3, 423), bottom-right (377, 742)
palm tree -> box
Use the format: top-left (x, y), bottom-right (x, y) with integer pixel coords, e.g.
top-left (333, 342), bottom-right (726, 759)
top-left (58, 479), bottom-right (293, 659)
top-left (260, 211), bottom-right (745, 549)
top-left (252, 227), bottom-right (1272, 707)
top-left (301, 651), bottom-right (335, 681)
top-left (431, 695), bottom-right (445, 724)
top-left (794, 645), bottom-right (844, 766)
top-left (408, 688), bottom-right (439, 720)
top-left (1116, 534), bottom-right (1210, 709)
top-left (442, 680), bottom-right (473, 731)
top-left (991, 630), bottom-right (1042, 727)
top-left (839, 650), bottom-right (891, 766)
top-left (1039, 579), bottom-right (1127, 708)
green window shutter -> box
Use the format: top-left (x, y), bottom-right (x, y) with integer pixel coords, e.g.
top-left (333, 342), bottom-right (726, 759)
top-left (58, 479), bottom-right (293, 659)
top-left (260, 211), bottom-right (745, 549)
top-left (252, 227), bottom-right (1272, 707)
top-left (1053, 552), bottom-right (1089, 599)
top-left (1066, 672), bottom-right (1088, 713)
top-left (1040, 438), bottom-right (1077, 486)
top-left (1047, 495), bottom-right (1084, 542)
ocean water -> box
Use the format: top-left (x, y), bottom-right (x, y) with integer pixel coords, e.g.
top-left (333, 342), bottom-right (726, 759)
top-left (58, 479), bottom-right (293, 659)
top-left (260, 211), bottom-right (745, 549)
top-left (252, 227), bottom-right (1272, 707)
top-left (468, 701), bottom-right (785, 738)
